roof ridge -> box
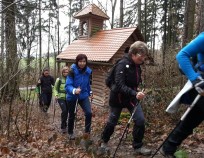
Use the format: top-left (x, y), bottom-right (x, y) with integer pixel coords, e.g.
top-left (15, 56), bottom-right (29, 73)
top-left (74, 3), bottom-right (109, 19)
top-left (57, 27), bottom-right (143, 62)
top-left (96, 27), bottom-right (137, 33)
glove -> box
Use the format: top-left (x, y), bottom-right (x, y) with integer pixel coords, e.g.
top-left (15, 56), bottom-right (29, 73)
top-left (199, 64), bottom-right (204, 72)
top-left (192, 76), bottom-right (204, 95)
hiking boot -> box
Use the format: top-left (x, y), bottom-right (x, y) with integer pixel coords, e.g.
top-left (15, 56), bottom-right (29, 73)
top-left (100, 142), bottom-right (109, 151)
top-left (68, 133), bottom-right (75, 140)
top-left (83, 132), bottom-right (91, 140)
top-left (133, 146), bottom-right (152, 156)
top-left (160, 147), bottom-right (176, 158)
top-left (61, 128), bottom-right (67, 134)
top-left (98, 142), bottom-right (110, 156)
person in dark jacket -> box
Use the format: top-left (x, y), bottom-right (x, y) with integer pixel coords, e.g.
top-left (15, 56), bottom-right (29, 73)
top-left (100, 41), bottom-right (151, 156)
top-left (36, 68), bottom-right (55, 113)
top-left (65, 54), bottom-right (93, 140)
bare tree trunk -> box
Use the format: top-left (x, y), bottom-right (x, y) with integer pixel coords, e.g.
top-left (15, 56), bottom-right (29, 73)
top-left (2, 0), bottom-right (18, 137)
top-left (26, 20), bottom-right (31, 73)
top-left (57, 0), bottom-right (60, 77)
top-left (69, 0), bottom-right (73, 44)
top-left (47, 4), bottom-right (51, 68)
top-left (144, 0), bottom-right (147, 42)
top-left (0, 5), bottom-right (4, 60)
top-left (167, 0), bottom-right (172, 47)
top-left (3, 0), bottom-right (18, 100)
top-left (119, 0), bottom-right (123, 28)
top-left (182, 0), bottom-right (195, 46)
top-left (163, 0), bottom-right (168, 66)
top-left (39, 0), bottom-right (42, 74)
top-left (0, 3), bottom-right (5, 86)
top-left (0, 1), bottom-right (5, 132)
top-left (138, 0), bottom-right (141, 29)
top-left (151, 0), bottom-right (156, 57)
top-left (197, 0), bottom-right (204, 33)
top-left (79, 0), bottom-right (83, 10)
top-left (54, 26), bottom-right (57, 79)
top-left (110, 0), bottom-right (117, 29)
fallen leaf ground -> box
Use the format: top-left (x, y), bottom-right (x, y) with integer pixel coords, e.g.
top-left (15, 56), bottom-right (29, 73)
top-left (0, 101), bottom-right (204, 158)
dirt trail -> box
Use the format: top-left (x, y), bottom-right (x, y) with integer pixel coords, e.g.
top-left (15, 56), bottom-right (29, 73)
top-left (45, 102), bottom-right (204, 158)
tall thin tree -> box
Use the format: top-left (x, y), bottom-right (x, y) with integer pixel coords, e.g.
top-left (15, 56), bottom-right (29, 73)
top-left (110, 0), bottom-right (117, 29)
top-left (39, 0), bottom-right (42, 74)
top-left (163, 0), bottom-right (168, 65)
top-left (119, 0), bottom-right (123, 28)
top-left (138, 0), bottom-right (141, 29)
top-left (3, 0), bottom-right (18, 97)
top-left (3, 0), bottom-right (18, 138)
top-left (69, 0), bottom-right (73, 44)
top-left (182, 0), bottom-right (195, 46)
top-left (0, 2), bottom-right (5, 86)
top-left (197, 0), bottom-right (204, 33)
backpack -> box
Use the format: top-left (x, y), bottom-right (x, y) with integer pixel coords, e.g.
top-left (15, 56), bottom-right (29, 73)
top-left (57, 77), bottom-right (62, 92)
top-left (57, 77), bottom-right (66, 93)
top-left (105, 59), bottom-right (121, 88)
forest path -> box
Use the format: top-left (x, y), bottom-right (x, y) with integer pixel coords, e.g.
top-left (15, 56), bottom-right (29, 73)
top-left (43, 100), bottom-right (204, 158)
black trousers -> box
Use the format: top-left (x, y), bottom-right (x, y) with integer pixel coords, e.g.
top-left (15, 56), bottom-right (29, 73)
top-left (101, 104), bottom-right (145, 149)
top-left (163, 90), bottom-right (204, 154)
top-left (39, 93), bottom-right (52, 112)
top-left (67, 97), bottom-right (92, 134)
top-left (58, 99), bottom-right (69, 129)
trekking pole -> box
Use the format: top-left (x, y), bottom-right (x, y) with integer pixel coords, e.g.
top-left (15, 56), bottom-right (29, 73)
top-left (112, 101), bottom-right (140, 158)
top-left (74, 99), bottom-right (79, 130)
top-left (53, 99), bottom-right (57, 123)
top-left (151, 94), bottom-right (201, 158)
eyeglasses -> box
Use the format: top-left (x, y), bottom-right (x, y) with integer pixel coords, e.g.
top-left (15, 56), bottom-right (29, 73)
top-left (137, 53), bottom-right (146, 58)
top-left (63, 72), bottom-right (69, 73)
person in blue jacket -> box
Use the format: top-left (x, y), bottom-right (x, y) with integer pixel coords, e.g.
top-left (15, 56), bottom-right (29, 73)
top-left (161, 32), bottom-right (204, 157)
top-left (65, 54), bottom-right (93, 140)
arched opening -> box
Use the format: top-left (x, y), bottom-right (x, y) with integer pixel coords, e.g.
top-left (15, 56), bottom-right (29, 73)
top-left (82, 21), bottom-right (88, 36)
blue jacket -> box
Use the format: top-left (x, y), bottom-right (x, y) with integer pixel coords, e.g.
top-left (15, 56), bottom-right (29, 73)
top-left (176, 32), bottom-right (204, 81)
top-left (65, 64), bottom-right (92, 101)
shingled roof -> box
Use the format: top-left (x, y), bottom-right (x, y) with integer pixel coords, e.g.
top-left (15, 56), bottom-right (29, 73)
top-left (57, 27), bottom-right (143, 62)
top-left (74, 4), bottom-right (109, 20)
